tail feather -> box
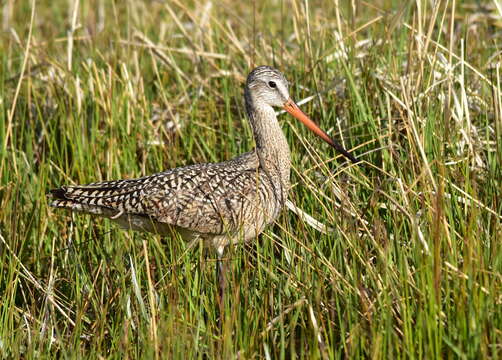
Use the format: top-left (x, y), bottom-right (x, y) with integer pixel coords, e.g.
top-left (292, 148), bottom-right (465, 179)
top-left (50, 187), bottom-right (69, 200)
top-left (48, 178), bottom-right (150, 215)
top-left (49, 186), bottom-right (79, 209)
top-left (49, 186), bottom-right (121, 217)
top-left (52, 178), bottom-right (151, 199)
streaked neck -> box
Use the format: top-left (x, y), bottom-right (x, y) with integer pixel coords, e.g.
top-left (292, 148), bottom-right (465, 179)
top-left (245, 94), bottom-right (291, 186)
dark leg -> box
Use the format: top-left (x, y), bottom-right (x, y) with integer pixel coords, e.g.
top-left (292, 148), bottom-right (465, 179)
top-left (216, 246), bottom-right (226, 329)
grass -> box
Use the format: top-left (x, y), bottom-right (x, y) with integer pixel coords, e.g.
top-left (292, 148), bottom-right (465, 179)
top-left (1, 0), bottom-right (501, 358)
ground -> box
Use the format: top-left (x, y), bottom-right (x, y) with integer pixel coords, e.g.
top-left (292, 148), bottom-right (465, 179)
top-left (0, 0), bottom-right (501, 358)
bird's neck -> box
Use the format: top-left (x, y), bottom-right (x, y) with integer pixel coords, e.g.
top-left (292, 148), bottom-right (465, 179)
top-left (246, 98), bottom-right (291, 188)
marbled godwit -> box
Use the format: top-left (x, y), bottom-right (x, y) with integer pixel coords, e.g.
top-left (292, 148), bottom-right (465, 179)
top-left (49, 66), bottom-right (358, 294)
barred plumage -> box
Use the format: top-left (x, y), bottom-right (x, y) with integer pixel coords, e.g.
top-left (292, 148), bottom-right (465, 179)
top-left (49, 66), bottom-right (357, 255)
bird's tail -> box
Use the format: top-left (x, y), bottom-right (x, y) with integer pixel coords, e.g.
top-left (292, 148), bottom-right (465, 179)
top-left (48, 178), bottom-right (149, 216)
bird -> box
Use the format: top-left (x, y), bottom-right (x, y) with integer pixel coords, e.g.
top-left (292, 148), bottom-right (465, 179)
top-left (49, 65), bottom-right (358, 300)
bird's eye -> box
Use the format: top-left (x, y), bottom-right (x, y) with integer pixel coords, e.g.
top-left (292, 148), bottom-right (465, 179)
top-left (268, 81), bottom-right (277, 88)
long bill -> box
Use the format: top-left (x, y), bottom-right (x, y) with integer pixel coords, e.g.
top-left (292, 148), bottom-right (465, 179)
top-left (283, 98), bottom-right (359, 164)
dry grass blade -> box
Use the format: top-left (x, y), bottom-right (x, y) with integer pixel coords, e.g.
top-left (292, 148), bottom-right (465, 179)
top-left (0, 1), bottom-right (500, 358)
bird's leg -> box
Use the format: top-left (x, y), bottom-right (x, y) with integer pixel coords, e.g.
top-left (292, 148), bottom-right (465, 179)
top-left (216, 245), bottom-right (226, 328)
